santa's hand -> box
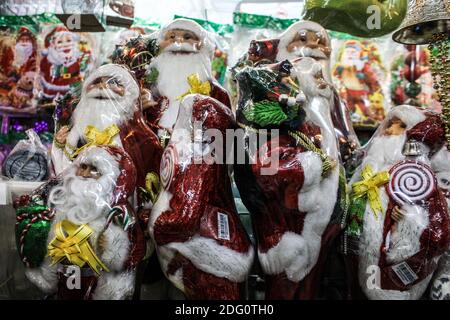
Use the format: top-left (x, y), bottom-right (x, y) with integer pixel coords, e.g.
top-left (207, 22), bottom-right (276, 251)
top-left (55, 126), bottom-right (70, 145)
top-left (295, 91), bottom-right (306, 105)
top-left (141, 89), bottom-right (158, 110)
top-left (391, 206), bottom-right (405, 222)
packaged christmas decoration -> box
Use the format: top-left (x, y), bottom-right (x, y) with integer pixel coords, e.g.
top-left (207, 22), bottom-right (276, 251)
top-left (15, 145), bottom-right (146, 299)
top-left (332, 37), bottom-right (390, 129)
top-left (2, 129), bottom-right (49, 182)
top-left (174, 16), bottom-right (234, 86)
top-left (429, 144), bottom-right (450, 300)
top-left (142, 18), bottom-right (231, 147)
top-left (105, 0), bottom-right (135, 28)
top-left (51, 64), bottom-right (163, 222)
top-left (0, 25), bottom-right (38, 113)
top-left (36, 24), bottom-right (97, 108)
top-left (302, 0), bottom-right (407, 38)
top-left (149, 94), bottom-right (254, 300)
top-left (231, 20), bottom-right (360, 171)
top-left (345, 105), bottom-right (450, 300)
top-left (233, 57), bottom-right (347, 299)
top-left (390, 45), bottom-right (442, 113)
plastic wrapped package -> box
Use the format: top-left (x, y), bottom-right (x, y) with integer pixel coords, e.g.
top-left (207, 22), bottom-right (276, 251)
top-left (429, 145), bottom-right (450, 300)
top-left (142, 18), bottom-right (231, 146)
top-left (345, 105), bottom-right (450, 300)
top-left (14, 145), bottom-right (146, 299)
top-left (230, 20), bottom-right (360, 173)
top-left (0, 24), bottom-right (38, 113)
top-left (233, 57), bottom-right (347, 299)
top-left (148, 94), bottom-right (254, 300)
top-left (36, 24), bottom-right (98, 108)
top-left (331, 35), bottom-right (392, 130)
top-left (2, 129), bottom-right (50, 181)
top-left (51, 63), bottom-right (163, 225)
top-left (390, 45), bottom-right (442, 113)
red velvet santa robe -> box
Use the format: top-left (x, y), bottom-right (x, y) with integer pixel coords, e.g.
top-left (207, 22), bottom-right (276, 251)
top-left (235, 122), bottom-right (343, 300)
top-left (151, 96), bottom-right (253, 300)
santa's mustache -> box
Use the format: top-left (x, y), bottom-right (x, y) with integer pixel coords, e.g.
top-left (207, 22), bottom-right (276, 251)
top-left (292, 47), bottom-right (328, 60)
top-left (164, 42), bottom-right (199, 53)
top-left (86, 87), bottom-right (121, 101)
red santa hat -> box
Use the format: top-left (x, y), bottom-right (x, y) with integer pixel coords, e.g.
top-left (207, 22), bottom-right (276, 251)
top-left (82, 63), bottom-right (140, 104)
top-left (16, 27), bottom-right (36, 42)
top-left (407, 111), bottom-right (446, 153)
top-left (383, 104), bottom-right (427, 130)
top-left (44, 25), bottom-right (76, 48)
top-left (278, 21), bottom-right (331, 52)
top-left (75, 145), bottom-right (137, 207)
top-left (157, 18), bottom-right (215, 56)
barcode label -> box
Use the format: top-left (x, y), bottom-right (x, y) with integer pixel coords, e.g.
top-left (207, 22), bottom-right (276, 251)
top-left (392, 262), bottom-right (418, 286)
top-left (217, 212), bottom-right (230, 241)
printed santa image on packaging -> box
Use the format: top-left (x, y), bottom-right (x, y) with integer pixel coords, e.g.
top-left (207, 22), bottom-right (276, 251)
top-left (233, 57), bottom-right (346, 299)
top-left (38, 25), bottom-right (93, 107)
top-left (19, 145), bottom-right (146, 300)
top-left (51, 63), bottom-right (163, 215)
top-left (239, 21), bottom-right (359, 167)
top-left (0, 27), bottom-right (37, 112)
top-left (143, 18), bottom-right (231, 147)
top-left (346, 105), bottom-right (450, 300)
top-left (149, 94), bottom-right (254, 300)
top-left (333, 39), bottom-right (388, 128)
top-left (429, 144), bottom-right (450, 300)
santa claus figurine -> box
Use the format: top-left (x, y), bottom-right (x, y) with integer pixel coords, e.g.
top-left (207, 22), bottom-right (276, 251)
top-left (12, 27), bottom-right (37, 77)
top-left (234, 57), bottom-right (344, 299)
top-left (244, 21), bottom-right (359, 168)
top-left (143, 18), bottom-right (231, 147)
top-left (38, 26), bottom-right (91, 106)
top-left (429, 144), bottom-right (450, 300)
top-left (346, 105), bottom-right (450, 300)
top-left (24, 145), bottom-right (146, 299)
top-left (149, 94), bottom-right (254, 300)
top-left (52, 64), bottom-right (163, 216)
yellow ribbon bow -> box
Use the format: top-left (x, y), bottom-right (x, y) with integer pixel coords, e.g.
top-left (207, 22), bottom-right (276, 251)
top-left (177, 73), bottom-right (211, 100)
top-left (67, 124), bottom-right (120, 160)
top-left (352, 164), bottom-right (390, 218)
top-left (48, 220), bottom-right (109, 275)
top-left (145, 172), bottom-right (161, 204)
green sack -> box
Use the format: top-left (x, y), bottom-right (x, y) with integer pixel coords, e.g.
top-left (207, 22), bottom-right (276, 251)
top-left (303, 0), bottom-right (407, 38)
top-left (15, 195), bottom-right (54, 268)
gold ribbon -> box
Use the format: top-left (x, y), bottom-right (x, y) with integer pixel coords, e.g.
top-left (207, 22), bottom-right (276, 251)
top-left (48, 220), bottom-right (109, 275)
top-left (66, 124), bottom-right (120, 160)
top-left (351, 164), bottom-right (390, 218)
top-left (145, 172), bottom-right (161, 204)
top-left (177, 73), bottom-right (211, 100)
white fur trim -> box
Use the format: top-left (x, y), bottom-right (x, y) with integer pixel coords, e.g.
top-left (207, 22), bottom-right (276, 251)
top-left (82, 64), bottom-right (139, 103)
top-left (97, 223), bottom-right (131, 272)
top-left (40, 76), bottom-right (70, 91)
top-left (296, 151), bottom-right (322, 190)
top-left (92, 270), bottom-right (136, 300)
top-left (385, 205), bottom-right (429, 264)
top-left (431, 145), bottom-right (450, 173)
top-left (278, 21), bottom-right (330, 54)
top-left (164, 236), bottom-right (254, 283)
top-left (384, 105), bottom-right (426, 129)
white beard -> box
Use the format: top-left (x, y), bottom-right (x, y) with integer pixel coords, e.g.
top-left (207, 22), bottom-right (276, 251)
top-left (150, 48), bottom-right (212, 130)
top-left (48, 168), bottom-right (115, 225)
top-left (276, 46), bottom-right (332, 82)
top-left (47, 46), bottom-right (79, 67)
top-left (14, 42), bottom-right (33, 68)
top-left (363, 134), bottom-right (407, 172)
top-left (67, 88), bottom-right (136, 148)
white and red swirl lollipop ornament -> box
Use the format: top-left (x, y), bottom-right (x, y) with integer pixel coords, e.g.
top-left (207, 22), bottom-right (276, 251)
top-left (387, 160), bottom-right (437, 206)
